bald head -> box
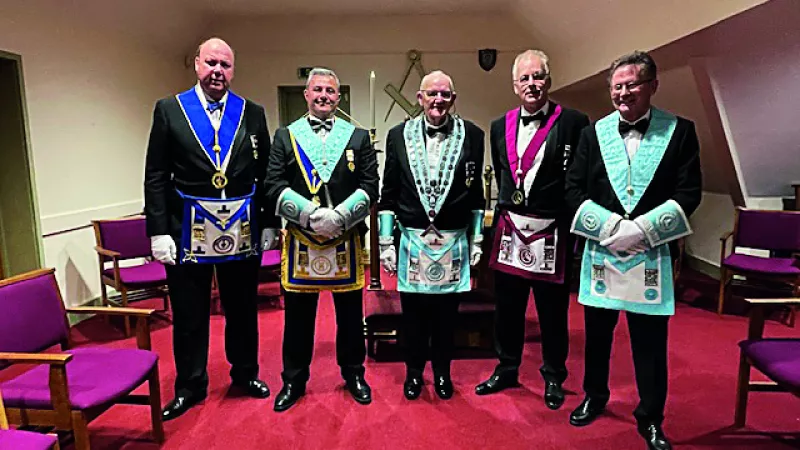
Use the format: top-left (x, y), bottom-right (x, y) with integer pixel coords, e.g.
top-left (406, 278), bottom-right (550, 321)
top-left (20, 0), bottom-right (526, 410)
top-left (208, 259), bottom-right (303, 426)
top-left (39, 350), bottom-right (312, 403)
top-left (194, 37), bottom-right (235, 101)
top-left (417, 70), bottom-right (456, 126)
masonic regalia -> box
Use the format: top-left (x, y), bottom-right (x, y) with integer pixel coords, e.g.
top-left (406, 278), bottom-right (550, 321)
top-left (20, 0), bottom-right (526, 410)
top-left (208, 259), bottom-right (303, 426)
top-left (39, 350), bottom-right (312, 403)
top-left (397, 225), bottom-right (471, 294)
top-left (571, 107), bottom-right (692, 316)
top-left (281, 225), bottom-right (365, 293)
top-left (178, 189), bottom-right (259, 264)
top-left (489, 210), bottom-right (566, 283)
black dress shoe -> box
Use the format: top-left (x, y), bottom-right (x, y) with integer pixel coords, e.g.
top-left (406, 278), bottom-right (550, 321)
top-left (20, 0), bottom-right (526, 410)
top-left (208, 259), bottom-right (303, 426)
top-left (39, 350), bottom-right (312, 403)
top-left (475, 372), bottom-right (519, 396)
top-left (544, 381), bottom-right (565, 410)
top-left (273, 382), bottom-right (306, 412)
top-left (161, 392), bottom-right (207, 421)
top-left (569, 397), bottom-right (606, 427)
top-left (638, 424), bottom-right (672, 450)
top-left (434, 375), bottom-right (454, 400)
top-left (232, 379), bottom-right (270, 398)
top-left (403, 376), bottom-right (424, 400)
top-left (344, 375), bottom-right (372, 405)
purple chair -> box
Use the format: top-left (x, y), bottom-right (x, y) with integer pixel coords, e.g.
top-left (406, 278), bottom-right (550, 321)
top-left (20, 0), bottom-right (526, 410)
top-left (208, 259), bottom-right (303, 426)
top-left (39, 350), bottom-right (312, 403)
top-left (718, 208), bottom-right (800, 320)
top-left (735, 297), bottom-right (800, 427)
top-left (1, 390), bottom-right (60, 449)
top-left (92, 216), bottom-right (169, 336)
top-left (0, 269), bottom-right (164, 450)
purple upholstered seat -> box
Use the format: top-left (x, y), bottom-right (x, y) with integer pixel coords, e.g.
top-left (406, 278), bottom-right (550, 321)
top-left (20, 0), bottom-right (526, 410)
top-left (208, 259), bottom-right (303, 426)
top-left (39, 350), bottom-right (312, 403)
top-left (723, 254), bottom-right (800, 276)
top-left (261, 249), bottom-right (281, 267)
top-left (102, 261), bottom-right (167, 286)
top-left (739, 338), bottom-right (800, 390)
top-left (0, 429), bottom-right (58, 450)
top-left (0, 347), bottom-right (157, 410)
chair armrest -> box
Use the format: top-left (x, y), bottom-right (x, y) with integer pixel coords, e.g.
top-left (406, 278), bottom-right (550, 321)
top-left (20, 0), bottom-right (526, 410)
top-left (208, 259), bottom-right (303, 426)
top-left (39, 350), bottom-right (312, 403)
top-left (66, 306), bottom-right (156, 317)
top-left (719, 230), bottom-right (733, 242)
top-left (66, 307), bottom-right (155, 351)
top-left (744, 298), bottom-right (800, 340)
top-left (94, 245), bottom-right (121, 258)
top-left (719, 230), bottom-right (734, 263)
top-left (0, 352), bottom-right (73, 365)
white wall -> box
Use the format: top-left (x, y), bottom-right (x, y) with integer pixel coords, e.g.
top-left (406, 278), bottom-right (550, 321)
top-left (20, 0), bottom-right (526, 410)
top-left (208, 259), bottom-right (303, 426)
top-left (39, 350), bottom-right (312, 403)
top-left (0, 2), bottom-right (188, 305)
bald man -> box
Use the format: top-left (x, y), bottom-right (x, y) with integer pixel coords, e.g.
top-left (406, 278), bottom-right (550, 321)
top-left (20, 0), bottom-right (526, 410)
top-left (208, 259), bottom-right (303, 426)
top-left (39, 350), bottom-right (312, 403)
top-left (145, 37), bottom-right (279, 420)
top-left (378, 70), bottom-right (485, 400)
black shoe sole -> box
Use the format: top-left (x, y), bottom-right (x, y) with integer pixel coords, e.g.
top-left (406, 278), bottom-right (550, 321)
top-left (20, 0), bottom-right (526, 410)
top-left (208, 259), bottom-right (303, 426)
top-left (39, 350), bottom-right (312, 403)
top-left (569, 411), bottom-right (603, 427)
top-left (161, 394), bottom-right (207, 421)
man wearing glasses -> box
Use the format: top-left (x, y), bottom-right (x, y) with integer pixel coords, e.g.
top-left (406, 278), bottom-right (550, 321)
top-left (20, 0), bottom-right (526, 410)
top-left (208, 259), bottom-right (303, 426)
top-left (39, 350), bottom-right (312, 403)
top-left (475, 50), bottom-right (589, 411)
top-left (565, 51), bottom-right (701, 450)
top-left (378, 70), bottom-right (485, 400)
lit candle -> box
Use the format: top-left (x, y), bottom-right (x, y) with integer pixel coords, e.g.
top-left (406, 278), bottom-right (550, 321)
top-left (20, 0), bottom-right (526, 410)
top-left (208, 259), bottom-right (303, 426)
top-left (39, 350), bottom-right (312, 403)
top-left (369, 71), bottom-right (376, 130)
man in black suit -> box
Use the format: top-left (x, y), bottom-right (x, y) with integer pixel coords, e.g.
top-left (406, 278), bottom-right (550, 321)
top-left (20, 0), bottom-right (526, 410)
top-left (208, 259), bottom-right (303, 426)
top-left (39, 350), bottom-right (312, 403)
top-left (475, 50), bottom-right (589, 411)
top-left (565, 51), bottom-right (702, 450)
top-left (144, 37), bottom-right (278, 420)
top-left (265, 68), bottom-right (379, 412)
top-left (378, 70), bottom-right (485, 401)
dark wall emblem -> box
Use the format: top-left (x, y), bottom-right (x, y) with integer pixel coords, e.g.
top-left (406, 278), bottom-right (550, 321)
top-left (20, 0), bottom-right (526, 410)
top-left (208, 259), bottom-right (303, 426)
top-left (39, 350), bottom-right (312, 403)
top-left (478, 49), bottom-right (497, 72)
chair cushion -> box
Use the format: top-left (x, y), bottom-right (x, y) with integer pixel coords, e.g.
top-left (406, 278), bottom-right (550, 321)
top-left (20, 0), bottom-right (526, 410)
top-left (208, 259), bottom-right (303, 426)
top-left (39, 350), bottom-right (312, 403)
top-left (722, 254), bottom-right (800, 276)
top-left (0, 429), bottom-right (58, 450)
top-left (0, 347), bottom-right (157, 410)
top-left (261, 250), bottom-right (281, 267)
top-left (739, 338), bottom-right (800, 390)
top-left (103, 262), bottom-right (166, 287)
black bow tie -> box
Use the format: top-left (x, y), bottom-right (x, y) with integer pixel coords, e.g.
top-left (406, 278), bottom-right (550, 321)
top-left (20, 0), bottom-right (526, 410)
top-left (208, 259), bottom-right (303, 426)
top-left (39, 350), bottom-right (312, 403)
top-left (207, 101), bottom-right (224, 113)
top-left (619, 119), bottom-right (649, 136)
top-left (426, 120), bottom-right (452, 138)
top-left (521, 112), bottom-right (547, 126)
top-left (309, 117), bottom-right (333, 132)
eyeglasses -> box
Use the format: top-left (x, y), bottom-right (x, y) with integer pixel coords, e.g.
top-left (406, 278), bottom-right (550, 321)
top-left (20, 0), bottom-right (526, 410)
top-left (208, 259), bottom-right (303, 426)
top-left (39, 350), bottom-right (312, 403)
top-left (423, 90), bottom-right (454, 100)
top-left (515, 72), bottom-right (549, 84)
top-left (611, 79), bottom-right (654, 93)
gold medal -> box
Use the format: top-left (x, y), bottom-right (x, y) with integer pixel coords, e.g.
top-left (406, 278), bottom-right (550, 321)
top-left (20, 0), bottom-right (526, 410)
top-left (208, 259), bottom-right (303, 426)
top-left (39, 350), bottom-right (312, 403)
top-left (312, 195), bottom-right (321, 205)
top-left (348, 162), bottom-right (355, 172)
top-left (212, 171), bottom-right (228, 190)
top-left (511, 190), bottom-right (524, 205)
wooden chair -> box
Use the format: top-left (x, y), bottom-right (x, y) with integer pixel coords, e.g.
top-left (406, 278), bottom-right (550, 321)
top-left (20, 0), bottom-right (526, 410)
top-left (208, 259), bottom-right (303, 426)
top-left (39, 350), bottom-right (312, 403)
top-left (0, 269), bottom-right (164, 450)
top-left (718, 208), bottom-right (800, 320)
top-left (734, 297), bottom-right (800, 427)
top-left (0, 389), bottom-right (60, 449)
top-left (92, 216), bottom-right (170, 336)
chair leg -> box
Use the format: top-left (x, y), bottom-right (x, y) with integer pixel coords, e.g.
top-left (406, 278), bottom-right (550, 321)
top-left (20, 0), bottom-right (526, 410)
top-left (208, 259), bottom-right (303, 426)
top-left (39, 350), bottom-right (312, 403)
top-left (120, 287), bottom-right (131, 337)
top-left (71, 411), bottom-right (91, 450)
top-left (733, 353), bottom-right (751, 427)
top-left (100, 283), bottom-right (111, 325)
top-left (148, 367), bottom-right (165, 443)
top-left (717, 268), bottom-right (729, 316)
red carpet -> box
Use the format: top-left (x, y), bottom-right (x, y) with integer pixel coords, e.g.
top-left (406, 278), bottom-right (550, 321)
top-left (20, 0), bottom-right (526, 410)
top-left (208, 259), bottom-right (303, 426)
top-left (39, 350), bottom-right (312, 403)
top-left (13, 272), bottom-right (800, 449)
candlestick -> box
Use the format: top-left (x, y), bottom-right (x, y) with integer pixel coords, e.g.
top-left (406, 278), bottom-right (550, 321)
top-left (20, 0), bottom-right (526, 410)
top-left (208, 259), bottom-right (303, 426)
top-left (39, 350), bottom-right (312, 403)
top-left (369, 71), bottom-right (376, 130)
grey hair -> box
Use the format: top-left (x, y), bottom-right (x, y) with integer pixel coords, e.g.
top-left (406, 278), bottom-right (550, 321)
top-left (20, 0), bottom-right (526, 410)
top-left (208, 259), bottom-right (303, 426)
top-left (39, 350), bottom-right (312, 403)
top-left (419, 70), bottom-right (455, 91)
top-left (512, 50), bottom-right (550, 80)
top-left (305, 68), bottom-right (340, 89)
top-left (607, 51), bottom-right (658, 84)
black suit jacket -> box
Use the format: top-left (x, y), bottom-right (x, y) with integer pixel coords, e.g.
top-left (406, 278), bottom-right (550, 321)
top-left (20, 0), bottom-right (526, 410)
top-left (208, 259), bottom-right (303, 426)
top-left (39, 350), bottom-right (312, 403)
top-left (490, 103), bottom-right (589, 223)
top-left (143, 92), bottom-right (278, 241)
top-left (264, 125), bottom-right (380, 233)
top-left (379, 118), bottom-right (485, 230)
top-left (565, 113), bottom-right (702, 223)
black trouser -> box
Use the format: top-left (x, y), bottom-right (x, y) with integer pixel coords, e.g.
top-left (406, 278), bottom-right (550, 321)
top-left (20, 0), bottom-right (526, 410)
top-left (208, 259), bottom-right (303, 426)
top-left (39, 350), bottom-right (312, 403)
top-left (165, 257), bottom-right (261, 397)
top-left (400, 292), bottom-right (460, 378)
top-left (280, 289), bottom-right (366, 384)
top-left (492, 270), bottom-right (570, 384)
top-left (582, 305), bottom-right (670, 426)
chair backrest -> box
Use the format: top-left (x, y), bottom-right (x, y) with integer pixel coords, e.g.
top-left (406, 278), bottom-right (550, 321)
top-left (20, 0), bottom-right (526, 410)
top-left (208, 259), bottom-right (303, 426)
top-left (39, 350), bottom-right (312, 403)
top-left (93, 216), bottom-right (151, 260)
top-left (0, 269), bottom-right (69, 361)
top-left (734, 208), bottom-right (800, 253)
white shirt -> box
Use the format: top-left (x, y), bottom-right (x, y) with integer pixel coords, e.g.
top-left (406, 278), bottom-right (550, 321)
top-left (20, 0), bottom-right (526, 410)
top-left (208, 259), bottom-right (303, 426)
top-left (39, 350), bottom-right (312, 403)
top-left (309, 114), bottom-right (333, 144)
top-left (517, 103), bottom-right (549, 195)
top-left (620, 109), bottom-right (651, 160)
top-left (194, 83), bottom-right (229, 129)
top-left (424, 116), bottom-right (450, 179)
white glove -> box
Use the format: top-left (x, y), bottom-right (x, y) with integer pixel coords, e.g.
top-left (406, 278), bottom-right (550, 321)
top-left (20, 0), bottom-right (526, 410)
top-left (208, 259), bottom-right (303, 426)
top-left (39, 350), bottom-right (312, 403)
top-left (600, 220), bottom-right (647, 254)
top-left (261, 228), bottom-right (280, 251)
top-left (150, 235), bottom-right (176, 265)
top-left (380, 244), bottom-right (397, 274)
top-left (469, 242), bottom-right (483, 267)
top-left (309, 208), bottom-right (345, 239)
